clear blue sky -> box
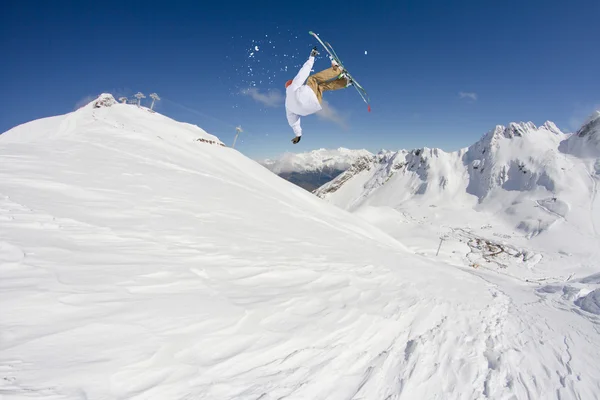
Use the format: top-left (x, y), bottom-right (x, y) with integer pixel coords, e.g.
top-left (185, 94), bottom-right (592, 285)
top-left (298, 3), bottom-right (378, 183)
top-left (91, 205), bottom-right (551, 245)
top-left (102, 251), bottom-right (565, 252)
top-left (1, 0), bottom-right (599, 159)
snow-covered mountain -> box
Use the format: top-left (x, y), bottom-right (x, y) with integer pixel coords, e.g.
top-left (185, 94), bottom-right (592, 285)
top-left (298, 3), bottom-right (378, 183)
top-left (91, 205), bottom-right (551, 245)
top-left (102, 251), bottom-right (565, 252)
top-left (561, 110), bottom-right (600, 158)
top-left (260, 148), bottom-right (372, 191)
top-left (1, 95), bottom-right (599, 399)
top-left (316, 116), bottom-right (600, 304)
top-left (316, 121), bottom-right (577, 207)
top-left (315, 119), bottom-right (599, 232)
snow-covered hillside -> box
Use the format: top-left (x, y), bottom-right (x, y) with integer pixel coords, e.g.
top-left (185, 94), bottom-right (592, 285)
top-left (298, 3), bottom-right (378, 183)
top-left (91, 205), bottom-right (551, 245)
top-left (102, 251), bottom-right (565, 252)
top-left (1, 96), bottom-right (599, 399)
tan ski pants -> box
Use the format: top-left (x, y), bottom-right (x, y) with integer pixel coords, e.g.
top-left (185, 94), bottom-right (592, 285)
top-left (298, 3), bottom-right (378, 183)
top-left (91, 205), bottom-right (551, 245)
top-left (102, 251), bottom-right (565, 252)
top-left (306, 65), bottom-right (348, 103)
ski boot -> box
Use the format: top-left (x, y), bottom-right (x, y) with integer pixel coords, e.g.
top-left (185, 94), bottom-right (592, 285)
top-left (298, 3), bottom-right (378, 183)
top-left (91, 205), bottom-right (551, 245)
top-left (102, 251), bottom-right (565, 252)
top-left (291, 136), bottom-right (301, 144)
top-left (342, 72), bottom-right (354, 87)
top-left (310, 47), bottom-right (319, 58)
top-left (330, 56), bottom-right (344, 72)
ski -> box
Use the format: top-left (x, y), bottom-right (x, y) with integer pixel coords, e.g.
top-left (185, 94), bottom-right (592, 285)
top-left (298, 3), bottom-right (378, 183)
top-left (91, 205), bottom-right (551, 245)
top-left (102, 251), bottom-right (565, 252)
top-left (309, 31), bottom-right (371, 112)
top-left (324, 39), bottom-right (370, 102)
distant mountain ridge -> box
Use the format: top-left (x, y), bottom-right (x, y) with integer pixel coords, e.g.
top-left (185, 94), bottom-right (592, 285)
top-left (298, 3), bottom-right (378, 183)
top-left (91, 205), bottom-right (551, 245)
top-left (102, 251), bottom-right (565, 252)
top-left (315, 115), bottom-right (600, 239)
top-left (259, 148), bottom-right (372, 191)
top-left (560, 110), bottom-right (600, 158)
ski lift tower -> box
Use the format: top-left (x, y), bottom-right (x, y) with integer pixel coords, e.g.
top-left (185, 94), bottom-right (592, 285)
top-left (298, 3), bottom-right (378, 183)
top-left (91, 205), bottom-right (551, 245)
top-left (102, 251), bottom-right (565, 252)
top-left (149, 93), bottom-right (160, 110)
top-left (134, 92), bottom-right (146, 107)
top-left (232, 126), bottom-right (243, 148)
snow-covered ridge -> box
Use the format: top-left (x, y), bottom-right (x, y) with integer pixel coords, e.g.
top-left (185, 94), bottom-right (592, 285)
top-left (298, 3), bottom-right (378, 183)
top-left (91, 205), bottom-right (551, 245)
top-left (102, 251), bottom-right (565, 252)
top-left (560, 110), bottom-right (600, 158)
top-left (315, 115), bottom-right (600, 238)
top-left (91, 93), bottom-right (117, 108)
top-left (260, 147), bottom-right (373, 174)
top-left (1, 93), bottom-right (224, 147)
top-left (316, 119), bottom-right (579, 206)
top-left (462, 120), bottom-right (571, 200)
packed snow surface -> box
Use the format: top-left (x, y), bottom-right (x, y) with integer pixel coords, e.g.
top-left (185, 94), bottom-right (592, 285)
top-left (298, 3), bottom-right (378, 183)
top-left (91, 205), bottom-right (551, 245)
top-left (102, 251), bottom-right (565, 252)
top-left (1, 96), bottom-right (599, 399)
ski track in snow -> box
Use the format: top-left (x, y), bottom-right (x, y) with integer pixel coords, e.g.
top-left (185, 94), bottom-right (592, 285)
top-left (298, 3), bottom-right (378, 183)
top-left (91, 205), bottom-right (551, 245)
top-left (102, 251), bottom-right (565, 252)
top-left (1, 97), bottom-right (600, 399)
top-left (535, 199), bottom-right (566, 221)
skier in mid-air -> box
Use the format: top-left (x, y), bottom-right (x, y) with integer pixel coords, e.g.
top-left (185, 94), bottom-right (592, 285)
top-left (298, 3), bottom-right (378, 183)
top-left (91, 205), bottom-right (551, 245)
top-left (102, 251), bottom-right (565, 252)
top-left (285, 47), bottom-right (352, 144)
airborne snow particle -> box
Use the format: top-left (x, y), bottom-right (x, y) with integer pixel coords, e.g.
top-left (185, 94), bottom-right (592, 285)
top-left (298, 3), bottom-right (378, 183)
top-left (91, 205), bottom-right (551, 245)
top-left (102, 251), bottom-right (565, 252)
top-left (365, 50), bottom-right (368, 55)
top-left (255, 46), bottom-right (259, 51)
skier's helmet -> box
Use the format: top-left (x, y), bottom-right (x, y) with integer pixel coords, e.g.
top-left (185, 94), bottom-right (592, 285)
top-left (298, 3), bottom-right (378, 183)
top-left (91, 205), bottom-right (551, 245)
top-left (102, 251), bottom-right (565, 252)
top-left (285, 79), bottom-right (293, 88)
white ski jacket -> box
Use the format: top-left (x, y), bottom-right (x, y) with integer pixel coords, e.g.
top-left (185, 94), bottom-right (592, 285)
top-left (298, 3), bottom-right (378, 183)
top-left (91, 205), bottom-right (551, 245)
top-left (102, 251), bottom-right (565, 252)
top-left (285, 56), bottom-right (322, 137)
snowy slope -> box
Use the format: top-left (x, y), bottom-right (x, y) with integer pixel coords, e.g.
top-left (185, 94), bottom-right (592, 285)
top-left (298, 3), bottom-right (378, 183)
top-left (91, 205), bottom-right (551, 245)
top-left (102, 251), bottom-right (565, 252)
top-left (1, 96), bottom-right (600, 399)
